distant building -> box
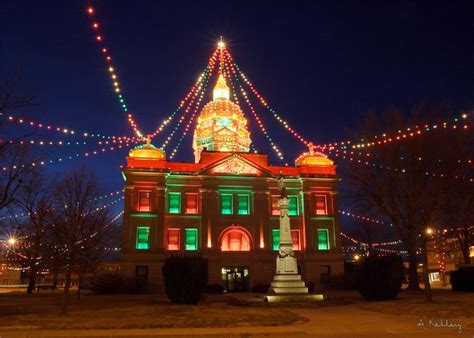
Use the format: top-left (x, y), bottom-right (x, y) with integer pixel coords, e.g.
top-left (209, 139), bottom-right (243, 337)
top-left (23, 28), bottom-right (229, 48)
top-left (120, 75), bottom-right (343, 292)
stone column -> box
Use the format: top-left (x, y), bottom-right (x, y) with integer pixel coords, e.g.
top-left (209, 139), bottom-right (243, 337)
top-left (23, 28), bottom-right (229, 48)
top-left (269, 196), bottom-right (308, 294)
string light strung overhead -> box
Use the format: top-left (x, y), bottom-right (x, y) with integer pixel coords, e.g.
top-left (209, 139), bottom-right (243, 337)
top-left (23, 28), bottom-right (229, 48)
top-left (3, 114), bottom-right (138, 142)
top-left (317, 113), bottom-right (471, 152)
top-left (149, 49), bottom-right (219, 141)
top-left (1, 140), bottom-right (137, 173)
top-left (225, 50), bottom-right (311, 147)
top-left (161, 72), bottom-right (210, 150)
top-left (85, 5), bottom-right (144, 138)
top-left (328, 148), bottom-right (474, 183)
top-left (222, 48), bottom-right (284, 161)
top-left (168, 66), bottom-right (213, 159)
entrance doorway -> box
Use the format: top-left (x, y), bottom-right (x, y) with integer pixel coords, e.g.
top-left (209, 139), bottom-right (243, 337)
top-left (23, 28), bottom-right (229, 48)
top-left (221, 267), bottom-right (249, 292)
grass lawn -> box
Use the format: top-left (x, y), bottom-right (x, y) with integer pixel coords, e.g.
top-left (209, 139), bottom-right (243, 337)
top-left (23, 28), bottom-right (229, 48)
top-left (324, 289), bottom-right (474, 325)
top-left (0, 289), bottom-right (472, 331)
top-left (0, 292), bottom-right (303, 330)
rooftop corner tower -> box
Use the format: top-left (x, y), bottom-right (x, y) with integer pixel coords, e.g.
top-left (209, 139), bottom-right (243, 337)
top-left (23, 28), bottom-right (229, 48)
top-left (192, 73), bottom-right (252, 163)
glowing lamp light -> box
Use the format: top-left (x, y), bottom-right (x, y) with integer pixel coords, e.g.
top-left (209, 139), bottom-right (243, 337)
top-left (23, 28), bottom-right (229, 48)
top-left (354, 254), bottom-right (360, 261)
top-left (7, 237), bottom-right (17, 246)
top-left (87, 7), bottom-right (94, 14)
top-left (217, 40), bottom-right (225, 49)
top-left (425, 227), bottom-right (434, 236)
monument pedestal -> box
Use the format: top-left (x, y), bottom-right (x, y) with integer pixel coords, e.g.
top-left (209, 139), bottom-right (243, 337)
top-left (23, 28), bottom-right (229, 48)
top-left (269, 273), bottom-right (308, 294)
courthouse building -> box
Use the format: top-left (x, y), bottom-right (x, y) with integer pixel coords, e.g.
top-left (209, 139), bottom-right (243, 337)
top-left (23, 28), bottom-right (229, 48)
top-left (120, 74), bottom-right (343, 291)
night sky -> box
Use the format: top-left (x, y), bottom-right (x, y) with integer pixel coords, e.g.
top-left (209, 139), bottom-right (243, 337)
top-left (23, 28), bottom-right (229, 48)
top-left (2, 1), bottom-right (474, 236)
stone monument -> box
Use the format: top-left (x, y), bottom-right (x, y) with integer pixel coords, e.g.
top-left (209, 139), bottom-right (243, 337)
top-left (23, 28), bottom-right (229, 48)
top-left (269, 174), bottom-right (308, 294)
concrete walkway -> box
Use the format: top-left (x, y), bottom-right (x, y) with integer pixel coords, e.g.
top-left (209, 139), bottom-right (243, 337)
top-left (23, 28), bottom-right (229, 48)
top-left (0, 305), bottom-right (471, 337)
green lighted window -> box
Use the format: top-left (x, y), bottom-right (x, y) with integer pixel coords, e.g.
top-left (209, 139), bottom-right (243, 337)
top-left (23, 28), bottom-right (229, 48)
top-left (288, 196), bottom-right (299, 216)
top-left (237, 194), bottom-right (250, 215)
top-left (317, 229), bottom-right (330, 250)
top-left (272, 229), bottom-right (280, 251)
top-left (168, 192), bottom-right (181, 214)
top-left (185, 228), bottom-right (198, 251)
top-left (221, 194), bottom-right (233, 215)
top-left (136, 226), bottom-right (150, 250)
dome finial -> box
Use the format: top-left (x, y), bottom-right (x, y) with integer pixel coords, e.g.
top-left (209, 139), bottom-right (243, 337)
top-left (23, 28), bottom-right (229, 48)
top-left (213, 73), bottom-right (230, 100)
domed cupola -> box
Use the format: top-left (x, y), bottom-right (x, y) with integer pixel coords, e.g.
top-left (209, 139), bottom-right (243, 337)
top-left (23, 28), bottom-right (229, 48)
top-left (192, 73), bottom-right (251, 163)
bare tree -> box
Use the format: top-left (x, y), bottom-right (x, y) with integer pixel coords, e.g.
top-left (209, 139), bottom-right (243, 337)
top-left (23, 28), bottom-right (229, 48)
top-left (52, 168), bottom-right (115, 314)
top-left (0, 71), bottom-right (36, 114)
top-left (340, 105), bottom-right (465, 301)
top-left (0, 71), bottom-right (37, 215)
top-left (9, 174), bottom-right (55, 293)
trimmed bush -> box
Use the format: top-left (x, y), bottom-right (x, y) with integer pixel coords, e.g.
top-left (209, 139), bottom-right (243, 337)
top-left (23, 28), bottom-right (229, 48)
top-left (451, 267), bottom-right (474, 292)
top-left (204, 283), bottom-right (224, 294)
top-left (162, 254), bottom-right (208, 304)
top-left (89, 273), bottom-right (149, 294)
top-left (355, 255), bottom-right (403, 300)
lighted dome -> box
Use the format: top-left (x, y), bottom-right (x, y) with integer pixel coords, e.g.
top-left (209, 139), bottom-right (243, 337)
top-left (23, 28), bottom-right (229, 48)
top-left (192, 74), bottom-right (251, 162)
top-left (129, 136), bottom-right (166, 160)
top-left (295, 143), bottom-right (334, 166)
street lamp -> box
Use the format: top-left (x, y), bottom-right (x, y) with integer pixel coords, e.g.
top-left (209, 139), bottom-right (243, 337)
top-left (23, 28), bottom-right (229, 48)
top-left (354, 254), bottom-right (360, 261)
top-left (425, 227), bottom-right (434, 236)
top-left (7, 237), bottom-right (17, 246)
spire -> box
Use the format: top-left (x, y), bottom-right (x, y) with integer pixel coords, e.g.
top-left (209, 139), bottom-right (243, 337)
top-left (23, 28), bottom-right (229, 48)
top-left (213, 73), bottom-right (230, 100)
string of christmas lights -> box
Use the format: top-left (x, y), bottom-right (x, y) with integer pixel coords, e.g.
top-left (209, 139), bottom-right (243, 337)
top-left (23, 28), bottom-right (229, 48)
top-left (1, 140), bottom-right (88, 147)
top-left (149, 49), bottom-right (219, 140)
top-left (341, 232), bottom-right (405, 250)
top-left (318, 113), bottom-right (471, 151)
top-left (161, 57), bottom-right (217, 150)
top-left (3, 114), bottom-right (137, 141)
top-left (338, 210), bottom-right (388, 226)
top-left (168, 64), bottom-right (213, 159)
top-left (223, 48), bottom-right (284, 161)
top-left (329, 148), bottom-right (474, 183)
top-left (85, 5), bottom-right (143, 138)
top-left (161, 77), bottom-right (205, 150)
top-left (1, 141), bottom-right (135, 172)
top-left (225, 50), bottom-right (310, 146)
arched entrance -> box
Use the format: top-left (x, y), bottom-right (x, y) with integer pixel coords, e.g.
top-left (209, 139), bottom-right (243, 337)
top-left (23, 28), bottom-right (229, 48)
top-left (219, 225), bottom-right (252, 251)
top-left (219, 225), bottom-right (252, 291)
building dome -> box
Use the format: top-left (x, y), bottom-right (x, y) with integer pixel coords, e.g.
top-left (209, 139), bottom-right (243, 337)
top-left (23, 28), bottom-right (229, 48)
top-left (295, 143), bottom-right (334, 166)
top-left (193, 74), bottom-right (251, 162)
top-left (129, 136), bottom-right (166, 160)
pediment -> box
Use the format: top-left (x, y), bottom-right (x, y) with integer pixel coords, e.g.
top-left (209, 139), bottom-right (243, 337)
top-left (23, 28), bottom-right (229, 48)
top-left (199, 154), bottom-right (272, 177)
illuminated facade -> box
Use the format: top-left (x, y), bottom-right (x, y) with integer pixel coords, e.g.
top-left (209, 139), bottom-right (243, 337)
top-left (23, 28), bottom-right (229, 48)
top-left (120, 76), bottom-right (343, 291)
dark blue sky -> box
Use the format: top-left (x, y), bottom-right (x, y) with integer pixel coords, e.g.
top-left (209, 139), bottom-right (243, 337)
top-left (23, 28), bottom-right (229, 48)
top-left (1, 1), bottom-right (474, 235)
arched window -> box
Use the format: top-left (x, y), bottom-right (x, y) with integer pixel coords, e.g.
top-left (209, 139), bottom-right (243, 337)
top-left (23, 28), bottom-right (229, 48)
top-left (220, 226), bottom-right (252, 251)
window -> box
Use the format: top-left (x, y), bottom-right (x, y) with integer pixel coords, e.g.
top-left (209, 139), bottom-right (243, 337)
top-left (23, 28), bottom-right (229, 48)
top-left (291, 230), bottom-right (301, 251)
top-left (272, 229), bottom-right (301, 251)
top-left (320, 265), bottom-right (331, 283)
top-left (136, 226), bottom-right (150, 250)
top-left (138, 191), bottom-right (151, 212)
top-left (237, 194), bottom-right (250, 215)
top-left (185, 193), bottom-right (198, 214)
top-left (185, 228), bottom-right (198, 251)
top-left (272, 229), bottom-right (280, 251)
top-left (288, 196), bottom-right (299, 216)
top-left (220, 228), bottom-right (251, 251)
top-left (271, 196), bottom-right (280, 216)
top-left (168, 192), bottom-right (181, 214)
top-left (221, 194), bottom-right (233, 215)
top-left (135, 266), bottom-right (148, 281)
top-left (315, 195), bottom-right (327, 215)
top-left (167, 228), bottom-right (180, 250)
top-left (317, 229), bottom-right (330, 250)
